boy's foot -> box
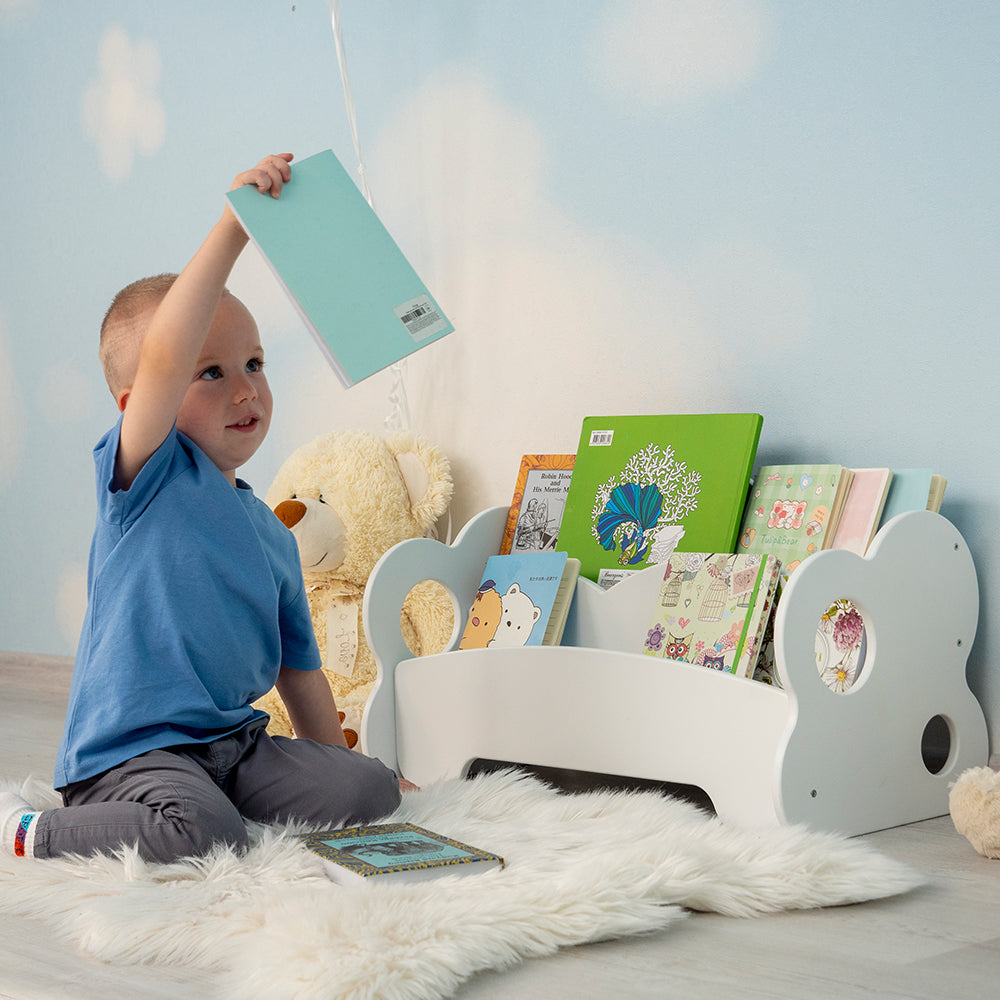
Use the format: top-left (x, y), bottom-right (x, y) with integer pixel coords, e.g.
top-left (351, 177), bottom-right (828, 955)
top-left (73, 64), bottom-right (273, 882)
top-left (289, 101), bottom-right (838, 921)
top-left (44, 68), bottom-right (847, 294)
top-left (0, 791), bottom-right (40, 858)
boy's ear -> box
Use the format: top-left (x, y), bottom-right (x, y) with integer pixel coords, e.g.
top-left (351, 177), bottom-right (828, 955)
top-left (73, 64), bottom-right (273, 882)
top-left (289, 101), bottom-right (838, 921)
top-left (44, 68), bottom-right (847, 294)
top-left (116, 389), bottom-right (130, 413)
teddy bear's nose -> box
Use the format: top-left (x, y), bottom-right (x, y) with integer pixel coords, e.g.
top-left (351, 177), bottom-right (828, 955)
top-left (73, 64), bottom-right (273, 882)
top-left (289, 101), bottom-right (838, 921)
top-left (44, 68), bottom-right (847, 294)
top-left (273, 499), bottom-right (307, 529)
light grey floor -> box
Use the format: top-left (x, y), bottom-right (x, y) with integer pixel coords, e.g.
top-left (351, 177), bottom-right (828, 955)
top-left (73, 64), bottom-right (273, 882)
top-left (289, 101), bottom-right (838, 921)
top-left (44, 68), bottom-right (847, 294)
top-left (2, 650), bottom-right (999, 1000)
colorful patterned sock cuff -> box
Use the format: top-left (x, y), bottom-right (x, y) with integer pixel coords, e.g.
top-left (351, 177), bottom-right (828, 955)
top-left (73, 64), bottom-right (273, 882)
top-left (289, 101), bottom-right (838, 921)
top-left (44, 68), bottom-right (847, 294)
top-left (14, 813), bottom-right (37, 858)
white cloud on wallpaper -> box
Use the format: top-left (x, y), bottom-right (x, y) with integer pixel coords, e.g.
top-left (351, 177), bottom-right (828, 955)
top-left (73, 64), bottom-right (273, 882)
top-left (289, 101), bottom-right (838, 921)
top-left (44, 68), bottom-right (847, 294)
top-left (363, 69), bottom-right (716, 465)
top-left (81, 26), bottom-right (166, 182)
top-left (0, 316), bottom-right (23, 493)
top-left (589, 0), bottom-right (770, 107)
top-left (0, 0), bottom-right (37, 26)
top-left (370, 68), bottom-right (702, 349)
top-left (368, 68), bottom-right (805, 390)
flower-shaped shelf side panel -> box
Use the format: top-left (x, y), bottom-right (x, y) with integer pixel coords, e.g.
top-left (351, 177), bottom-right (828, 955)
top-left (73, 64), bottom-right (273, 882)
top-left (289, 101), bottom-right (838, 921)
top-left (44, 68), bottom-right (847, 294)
top-left (774, 510), bottom-right (987, 834)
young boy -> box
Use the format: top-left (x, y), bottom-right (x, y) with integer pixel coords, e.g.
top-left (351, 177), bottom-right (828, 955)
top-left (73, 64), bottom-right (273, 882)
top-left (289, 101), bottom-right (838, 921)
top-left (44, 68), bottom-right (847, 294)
top-left (0, 154), bottom-right (402, 862)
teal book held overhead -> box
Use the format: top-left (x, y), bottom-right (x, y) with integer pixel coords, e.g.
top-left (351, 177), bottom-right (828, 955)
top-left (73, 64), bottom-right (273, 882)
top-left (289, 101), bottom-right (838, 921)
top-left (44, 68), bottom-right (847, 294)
top-left (226, 149), bottom-right (454, 387)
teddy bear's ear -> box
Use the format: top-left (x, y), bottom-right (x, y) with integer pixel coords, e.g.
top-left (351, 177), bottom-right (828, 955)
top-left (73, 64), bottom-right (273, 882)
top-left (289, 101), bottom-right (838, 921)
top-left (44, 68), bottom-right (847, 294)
top-left (386, 433), bottom-right (453, 533)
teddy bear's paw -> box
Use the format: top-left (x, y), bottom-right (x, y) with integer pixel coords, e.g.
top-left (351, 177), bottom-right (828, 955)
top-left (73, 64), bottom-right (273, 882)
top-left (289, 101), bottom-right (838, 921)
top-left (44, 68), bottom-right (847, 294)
top-left (337, 710), bottom-right (359, 750)
top-left (949, 766), bottom-right (1000, 859)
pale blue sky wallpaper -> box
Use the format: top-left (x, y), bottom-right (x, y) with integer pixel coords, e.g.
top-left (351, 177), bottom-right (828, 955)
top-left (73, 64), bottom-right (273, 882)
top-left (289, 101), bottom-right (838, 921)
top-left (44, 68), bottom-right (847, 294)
top-left (2, 2), bottom-right (999, 747)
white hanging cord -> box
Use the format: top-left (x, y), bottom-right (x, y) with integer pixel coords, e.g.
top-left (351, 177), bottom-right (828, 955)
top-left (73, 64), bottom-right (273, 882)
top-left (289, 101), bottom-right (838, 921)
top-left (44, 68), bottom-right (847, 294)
top-left (327, 0), bottom-right (374, 210)
top-left (383, 358), bottom-right (412, 432)
top-left (326, 0), bottom-right (411, 432)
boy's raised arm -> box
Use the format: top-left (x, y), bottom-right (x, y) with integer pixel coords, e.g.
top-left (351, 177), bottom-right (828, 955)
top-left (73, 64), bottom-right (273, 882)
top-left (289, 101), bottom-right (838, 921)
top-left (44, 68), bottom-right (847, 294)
top-left (114, 153), bottom-right (293, 490)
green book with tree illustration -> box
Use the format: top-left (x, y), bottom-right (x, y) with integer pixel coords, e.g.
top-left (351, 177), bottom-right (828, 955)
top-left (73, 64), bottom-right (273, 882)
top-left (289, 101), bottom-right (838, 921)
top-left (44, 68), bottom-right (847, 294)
top-left (556, 413), bottom-right (763, 588)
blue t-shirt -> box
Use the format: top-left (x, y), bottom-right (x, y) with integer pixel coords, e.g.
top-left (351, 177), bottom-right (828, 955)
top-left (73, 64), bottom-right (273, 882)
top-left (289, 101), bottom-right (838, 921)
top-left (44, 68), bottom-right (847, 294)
top-left (55, 420), bottom-right (321, 788)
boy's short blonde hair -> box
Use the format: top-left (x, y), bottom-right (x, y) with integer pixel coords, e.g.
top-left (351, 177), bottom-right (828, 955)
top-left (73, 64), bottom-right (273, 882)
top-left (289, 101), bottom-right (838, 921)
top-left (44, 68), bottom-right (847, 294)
top-left (99, 273), bottom-right (178, 399)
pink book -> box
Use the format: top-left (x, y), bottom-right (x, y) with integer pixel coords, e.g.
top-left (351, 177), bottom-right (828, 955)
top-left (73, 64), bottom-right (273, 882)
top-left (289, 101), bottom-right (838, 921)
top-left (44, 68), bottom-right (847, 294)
top-left (831, 468), bottom-right (893, 556)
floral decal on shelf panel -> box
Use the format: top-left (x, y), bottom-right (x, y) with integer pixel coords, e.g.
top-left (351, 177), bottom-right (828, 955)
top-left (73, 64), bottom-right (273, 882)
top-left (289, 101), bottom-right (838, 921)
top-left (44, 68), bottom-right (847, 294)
top-left (815, 598), bottom-right (866, 692)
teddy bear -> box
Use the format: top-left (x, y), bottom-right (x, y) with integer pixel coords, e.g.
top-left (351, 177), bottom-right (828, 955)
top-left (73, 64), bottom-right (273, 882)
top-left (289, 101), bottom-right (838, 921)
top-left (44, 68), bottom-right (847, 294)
top-left (253, 429), bottom-right (455, 747)
top-left (949, 765), bottom-right (1000, 859)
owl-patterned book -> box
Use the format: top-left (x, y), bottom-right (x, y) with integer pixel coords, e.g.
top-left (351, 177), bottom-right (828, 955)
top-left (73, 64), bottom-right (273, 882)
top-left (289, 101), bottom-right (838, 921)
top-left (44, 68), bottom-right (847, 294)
top-left (642, 551), bottom-right (780, 678)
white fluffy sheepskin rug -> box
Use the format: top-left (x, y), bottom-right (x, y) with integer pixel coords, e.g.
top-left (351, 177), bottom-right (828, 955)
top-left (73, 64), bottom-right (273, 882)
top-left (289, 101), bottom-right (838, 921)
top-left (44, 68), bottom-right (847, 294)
top-left (0, 770), bottom-right (921, 1000)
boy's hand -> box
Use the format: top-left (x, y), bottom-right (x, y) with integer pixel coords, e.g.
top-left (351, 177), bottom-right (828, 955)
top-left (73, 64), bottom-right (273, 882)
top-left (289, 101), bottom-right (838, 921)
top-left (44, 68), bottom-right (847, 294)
top-left (231, 153), bottom-right (294, 198)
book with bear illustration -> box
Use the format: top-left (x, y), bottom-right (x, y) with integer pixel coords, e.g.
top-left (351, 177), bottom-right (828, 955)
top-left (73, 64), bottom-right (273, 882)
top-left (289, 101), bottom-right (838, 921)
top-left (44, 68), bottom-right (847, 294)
top-left (458, 551), bottom-right (581, 649)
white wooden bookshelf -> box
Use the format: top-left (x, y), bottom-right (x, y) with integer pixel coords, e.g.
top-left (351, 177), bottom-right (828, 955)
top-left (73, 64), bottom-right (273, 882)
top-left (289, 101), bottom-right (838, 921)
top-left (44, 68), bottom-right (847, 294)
top-left (362, 506), bottom-right (988, 836)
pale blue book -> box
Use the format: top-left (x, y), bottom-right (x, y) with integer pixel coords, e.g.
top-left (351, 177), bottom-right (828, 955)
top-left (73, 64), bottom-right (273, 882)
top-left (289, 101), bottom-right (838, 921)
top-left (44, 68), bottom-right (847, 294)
top-left (878, 468), bottom-right (947, 529)
top-left (227, 149), bottom-right (453, 387)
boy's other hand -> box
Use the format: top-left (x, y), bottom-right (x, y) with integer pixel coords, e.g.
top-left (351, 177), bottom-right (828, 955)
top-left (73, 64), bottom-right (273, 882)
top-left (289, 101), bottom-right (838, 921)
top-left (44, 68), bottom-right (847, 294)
top-left (231, 153), bottom-right (294, 199)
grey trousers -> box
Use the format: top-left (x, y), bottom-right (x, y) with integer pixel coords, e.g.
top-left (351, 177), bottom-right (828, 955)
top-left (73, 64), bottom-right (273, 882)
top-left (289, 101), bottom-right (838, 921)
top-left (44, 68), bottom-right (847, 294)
top-left (33, 719), bottom-right (401, 863)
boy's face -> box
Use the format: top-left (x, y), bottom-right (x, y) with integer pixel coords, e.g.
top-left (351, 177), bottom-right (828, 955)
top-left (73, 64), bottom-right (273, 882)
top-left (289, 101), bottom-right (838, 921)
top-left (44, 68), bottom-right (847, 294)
top-left (175, 294), bottom-right (273, 484)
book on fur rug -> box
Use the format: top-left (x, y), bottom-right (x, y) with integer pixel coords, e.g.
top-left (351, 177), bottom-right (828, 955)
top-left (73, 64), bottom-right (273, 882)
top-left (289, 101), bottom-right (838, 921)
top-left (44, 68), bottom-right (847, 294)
top-left (0, 770), bottom-right (922, 1000)
top-left (297, 822), bottom-right (504, 884)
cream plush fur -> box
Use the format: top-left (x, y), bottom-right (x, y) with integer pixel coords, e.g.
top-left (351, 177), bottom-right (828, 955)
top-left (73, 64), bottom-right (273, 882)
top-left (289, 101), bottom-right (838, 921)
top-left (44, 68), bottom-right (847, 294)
top-left (0, 770), bottom-right (922, 999)
top-left (949, 765), bottom-right (1000, 859)
top-left (253, 430), bottom-right (455, 745)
